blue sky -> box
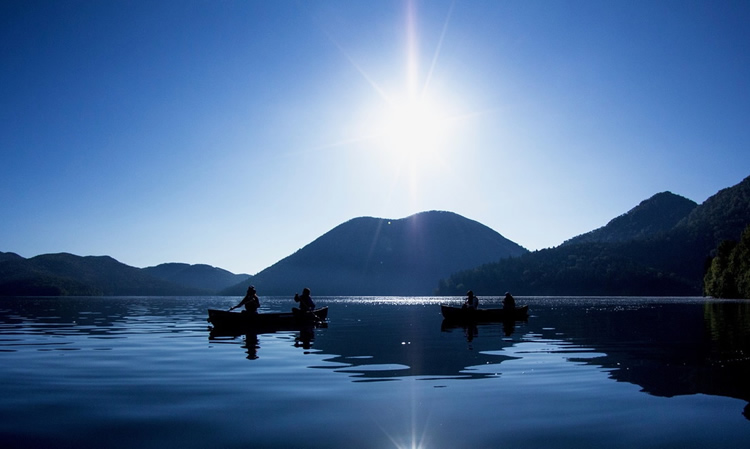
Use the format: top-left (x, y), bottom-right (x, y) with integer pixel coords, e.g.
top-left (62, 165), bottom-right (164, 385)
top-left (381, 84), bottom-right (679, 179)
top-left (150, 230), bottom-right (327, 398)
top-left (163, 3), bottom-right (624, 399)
top-left (2, 0), bottom-right (749, 275)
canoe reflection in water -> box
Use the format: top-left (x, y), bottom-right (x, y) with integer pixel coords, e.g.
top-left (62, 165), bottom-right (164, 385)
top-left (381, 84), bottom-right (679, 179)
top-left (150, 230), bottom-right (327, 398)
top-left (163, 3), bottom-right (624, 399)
top-left (441, 316), bottom-right (528, 341)
top-left (440, 304), bottom-right (530, 340)
top-left (209, 323), bottom-right (327, 359)
top-left (207, 307), bottom-right (329, 359)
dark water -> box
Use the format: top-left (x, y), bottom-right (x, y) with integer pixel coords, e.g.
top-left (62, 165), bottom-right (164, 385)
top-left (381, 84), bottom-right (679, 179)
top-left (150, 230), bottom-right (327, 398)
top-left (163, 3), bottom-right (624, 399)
top-left (1, 296), bottom-right (749, 448)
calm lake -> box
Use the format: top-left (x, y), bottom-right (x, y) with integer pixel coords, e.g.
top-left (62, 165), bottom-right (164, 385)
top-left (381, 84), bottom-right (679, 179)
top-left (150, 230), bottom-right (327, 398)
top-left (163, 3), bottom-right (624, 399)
top-left (1, 296), bottom-right (749, 448)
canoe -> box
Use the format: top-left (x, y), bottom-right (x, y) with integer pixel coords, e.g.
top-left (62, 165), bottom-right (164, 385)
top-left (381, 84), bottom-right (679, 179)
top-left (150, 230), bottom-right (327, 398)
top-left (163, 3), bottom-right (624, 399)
top-left (440, 304), bottom-right (528, 322)
top-left (207, 307), bottom-right (328, 329)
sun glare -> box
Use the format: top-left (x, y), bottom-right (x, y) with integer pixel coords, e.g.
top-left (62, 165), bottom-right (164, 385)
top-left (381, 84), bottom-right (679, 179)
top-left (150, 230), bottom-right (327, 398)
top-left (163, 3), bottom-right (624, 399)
top-left (322, 0), bottom-right (464, 192)
top-left (377, 94), bottom-right (449, 165)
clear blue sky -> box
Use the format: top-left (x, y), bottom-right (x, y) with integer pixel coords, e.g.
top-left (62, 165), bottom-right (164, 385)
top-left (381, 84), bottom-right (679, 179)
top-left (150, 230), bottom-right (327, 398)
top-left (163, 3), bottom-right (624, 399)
top-left (2, 0), bottom-right (749, 275)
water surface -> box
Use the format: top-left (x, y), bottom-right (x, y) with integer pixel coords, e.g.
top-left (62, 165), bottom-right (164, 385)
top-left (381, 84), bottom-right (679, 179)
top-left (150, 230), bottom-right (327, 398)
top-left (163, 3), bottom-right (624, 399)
top-left (1, 296), bottom-right (749, 448)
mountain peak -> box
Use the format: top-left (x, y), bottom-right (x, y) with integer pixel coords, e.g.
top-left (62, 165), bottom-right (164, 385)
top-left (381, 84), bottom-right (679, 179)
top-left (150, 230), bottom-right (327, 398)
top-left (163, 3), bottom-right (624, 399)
top-left (0, 252), bottom-right (24, 263)
top-left (562, 191), bottom-right (697, 246)
top-left (227, 210), bottom-right (528, 295)
top-left (673, 174), bottom-right (750, 245)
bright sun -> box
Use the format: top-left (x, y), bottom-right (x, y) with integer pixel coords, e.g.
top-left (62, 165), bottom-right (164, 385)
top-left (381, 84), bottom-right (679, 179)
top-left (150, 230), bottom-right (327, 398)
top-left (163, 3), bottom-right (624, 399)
top-left (325, 0), bottom-right (464, 188)
top-left (376, 94), bottom-right (449, 165)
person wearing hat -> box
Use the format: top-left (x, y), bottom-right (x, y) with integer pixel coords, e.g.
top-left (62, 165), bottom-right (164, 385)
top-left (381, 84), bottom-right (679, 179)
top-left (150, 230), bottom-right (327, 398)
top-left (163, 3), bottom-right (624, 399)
top-left (230, 285), bottom-right (260, 313)
top-left (294, 287), bottom-right (316, 313)
top-left (462, 290), bottom-right (478, 310)
top-left (503, 292), bottom-right (516, 310)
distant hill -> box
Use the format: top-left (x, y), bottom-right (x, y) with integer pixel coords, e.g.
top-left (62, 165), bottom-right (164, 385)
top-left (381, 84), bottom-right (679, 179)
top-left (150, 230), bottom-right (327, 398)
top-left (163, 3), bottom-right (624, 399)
top-left (223, 211), bottom-right (528, 296)
top-left (5, 175), bottom-right (749, 297)
top-left (143, 263), bottom-right (251, 292)
top-left (437, 176), bottom-right (750, 296)
top-left (0, 252), bottom-right (24, 263)
top-left (562, 192), bottom-right (697, 246)
top-left (0, 253), bottom-right (241, 296)
top-left (672, 175), bottom-right (750, 248)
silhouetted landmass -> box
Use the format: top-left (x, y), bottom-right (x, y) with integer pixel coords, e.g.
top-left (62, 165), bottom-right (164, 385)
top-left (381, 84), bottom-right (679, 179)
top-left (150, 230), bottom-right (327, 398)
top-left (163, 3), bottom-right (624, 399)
top-left (673, 177), bottom-right (750, 247)
top-left (437, 176), bottom-right (750, 296)
top-left (223, 211), bottom-right (528, 296)
top-left (0, 275), bottom-right (102, 296)
top-left (437, 242), bottom-right (699, 296)
top-left (0, 253), bottom-right (215, 296)
top-left (3, 176), bottom-right (749, 297)
top-left (562, 192), bottom-right (697, 246)
top-left (0, 252), bottom-right (24, 263)
top-left (143, 263), bottom-right (251, 293)
top-left (704, 224), bottom-right (750, 298)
